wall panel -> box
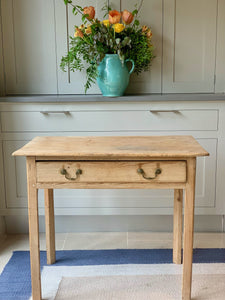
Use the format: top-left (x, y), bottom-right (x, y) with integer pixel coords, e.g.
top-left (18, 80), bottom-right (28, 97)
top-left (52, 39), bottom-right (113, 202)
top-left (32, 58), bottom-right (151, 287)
top-left (215, 0), bottom-right (225, 92)
top-left (0, 1), bottom-right (5, 96)
top-left (163, 0), bottom-right (217, 93)
top-left (1, 0), bottom-right (57, 94)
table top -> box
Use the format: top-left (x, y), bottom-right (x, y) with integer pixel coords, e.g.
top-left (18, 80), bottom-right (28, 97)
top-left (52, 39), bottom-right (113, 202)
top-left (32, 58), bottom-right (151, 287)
top-left (12, 136), bottom-right (209, 159)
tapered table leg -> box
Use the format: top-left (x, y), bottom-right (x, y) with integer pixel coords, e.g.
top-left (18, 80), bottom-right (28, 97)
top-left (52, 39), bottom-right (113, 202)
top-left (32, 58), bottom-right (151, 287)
top-left (27, 157), bottom-right (41, 300)
top-left (173, 189), bottom-right (183, 264)
top-left (45, 189), bottom-right (56, 265)
top-left (182, 158), bottom-right (196, 300)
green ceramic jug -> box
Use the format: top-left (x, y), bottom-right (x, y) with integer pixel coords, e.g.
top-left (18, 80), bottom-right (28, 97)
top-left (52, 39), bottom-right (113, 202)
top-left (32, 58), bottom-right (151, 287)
top-left (97, 54), bottom-right (135, 97)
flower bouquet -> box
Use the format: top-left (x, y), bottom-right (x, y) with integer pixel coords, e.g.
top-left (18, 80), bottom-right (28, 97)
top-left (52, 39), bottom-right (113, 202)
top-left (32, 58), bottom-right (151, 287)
top-left (61, 0), bottom-right (154, 96)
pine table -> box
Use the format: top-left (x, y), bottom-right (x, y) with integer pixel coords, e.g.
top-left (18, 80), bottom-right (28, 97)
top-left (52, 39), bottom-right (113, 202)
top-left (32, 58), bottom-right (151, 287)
top-left (13, 135), bottom-right (209, 300)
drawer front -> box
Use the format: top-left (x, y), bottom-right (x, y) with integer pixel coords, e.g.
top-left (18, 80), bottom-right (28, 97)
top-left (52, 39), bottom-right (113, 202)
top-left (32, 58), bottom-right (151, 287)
top-left (1, 109), bottom-right (218, 132)
top-left (36, 161), bottom-right (187, 183)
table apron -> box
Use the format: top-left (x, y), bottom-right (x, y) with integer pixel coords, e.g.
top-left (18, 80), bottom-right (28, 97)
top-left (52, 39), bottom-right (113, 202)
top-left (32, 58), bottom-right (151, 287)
top-left (36, 182), bottom-right (187, 189)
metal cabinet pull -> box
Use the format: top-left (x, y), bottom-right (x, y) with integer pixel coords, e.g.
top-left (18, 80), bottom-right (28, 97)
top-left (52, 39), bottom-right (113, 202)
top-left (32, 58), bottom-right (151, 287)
top-left (150, 110), bottom-right (181, 114)
top-left (40, 111), bottom-right (70, 115)
top-left (137, 168), bottom-right (162, 180)
top-left (60, 168), bottom-right (82, 181)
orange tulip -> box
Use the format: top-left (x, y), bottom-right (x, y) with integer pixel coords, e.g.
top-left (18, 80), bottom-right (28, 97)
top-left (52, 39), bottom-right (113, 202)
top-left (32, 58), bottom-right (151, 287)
top-left (74, 28), bottom-right (84, 38)
top-left (122, 10), bottom-right (133, 25)
top-left (83, 6), bottom-right (95, 20)
top-left (109, 10), bottom-right (121, 24)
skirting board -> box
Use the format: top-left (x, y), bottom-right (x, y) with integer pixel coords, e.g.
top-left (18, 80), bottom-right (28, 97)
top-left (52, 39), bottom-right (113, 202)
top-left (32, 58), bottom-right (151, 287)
top-left (4, 215), bottom-right (224, 234)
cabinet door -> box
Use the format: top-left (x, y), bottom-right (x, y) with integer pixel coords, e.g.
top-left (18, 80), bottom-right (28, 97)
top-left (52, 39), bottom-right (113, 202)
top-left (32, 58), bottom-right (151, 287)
top-left (215, 0), bottom-right (225, 93)
top-left (55, 0), bottom-right (111, 94)
top-left (1, 0), bottom-right (57, 94)
top-left (3, 137), bottom-right (217, 215)
top-left (0, 141), bottom-right (6, 209)
top-left (0, 9), bottom-right (5, 96)
top-left (163, 0), bottom-right (217, 93)
top-left (3, 140), bottom-right (28, 208)
top-left (121, 0), bottom-right (162, 94)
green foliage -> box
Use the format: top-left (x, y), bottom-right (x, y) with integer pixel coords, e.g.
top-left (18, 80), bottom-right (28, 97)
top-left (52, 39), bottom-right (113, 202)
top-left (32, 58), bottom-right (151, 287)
top-left (60, 0), bottom-right (155, 93)
top-left (121, 28), bottom-right (154, 75)
top-left (101, 2), bottom-right (112, 18)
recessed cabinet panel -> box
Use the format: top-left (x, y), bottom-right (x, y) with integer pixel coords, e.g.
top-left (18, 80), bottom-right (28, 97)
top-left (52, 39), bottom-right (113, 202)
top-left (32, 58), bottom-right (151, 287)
top-left (121, 0), bottom-right (162, 94)
top-left (195, 139), bottom-right (217, 207)
top-left (0, 141), bottom-right (6, 209)
top-left (1, 0), bottom-right (57, 94)
top-left (3, 138), bottom-right (217, 211)
top-left (3, 140), bottom-right (28, 208)
top-left (55, 0), bottom-right (107, 94)
top-left (1, 110), bottom-right (218, 132)
top-left (0, 9), bottom-right (5, 96)
top-left (163, 0), bottom-right (217, 93)
top-left (215, 0), bottom-right (225, 93)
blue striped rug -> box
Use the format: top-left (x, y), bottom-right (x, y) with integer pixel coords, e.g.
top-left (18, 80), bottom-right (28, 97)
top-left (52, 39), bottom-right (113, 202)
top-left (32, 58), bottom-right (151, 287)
top-left (0, 249), bottom-right (225, 300)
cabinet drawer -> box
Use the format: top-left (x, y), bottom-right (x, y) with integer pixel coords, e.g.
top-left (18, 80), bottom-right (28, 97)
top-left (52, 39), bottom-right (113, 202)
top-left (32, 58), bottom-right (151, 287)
top-left (36, 161), bottom-right (187, 183)
top-left (1, 109), bottom-right (218, 132)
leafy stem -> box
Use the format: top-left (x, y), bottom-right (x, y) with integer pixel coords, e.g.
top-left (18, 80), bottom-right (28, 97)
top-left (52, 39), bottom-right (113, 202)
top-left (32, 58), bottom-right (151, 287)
top-left (64, 0), bottom-right (92, 24)
top-left (137, 0), bottom-right (144, 16)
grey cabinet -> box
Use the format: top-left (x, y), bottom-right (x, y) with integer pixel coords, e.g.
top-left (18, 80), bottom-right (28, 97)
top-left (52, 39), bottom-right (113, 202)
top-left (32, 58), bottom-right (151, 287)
top-left (1, 0), bottom-right (223, 95)
top-left (0, 5), bottom-right (4, 97)
top-left (0, 101), bottom-right (222, 216)
top-left (163, 0), bottom-right (218, 93)
top-left (1, 0), bottom-right (57, 94)
top-left (215, 0), bottom-right (225, 93)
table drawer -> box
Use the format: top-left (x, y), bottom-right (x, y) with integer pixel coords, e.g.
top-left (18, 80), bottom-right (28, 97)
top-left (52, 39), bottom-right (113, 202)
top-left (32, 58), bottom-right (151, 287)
top-left (36, 161), bottom-right (187, 183)
top-left (1, 109), bottom-right (218, 132)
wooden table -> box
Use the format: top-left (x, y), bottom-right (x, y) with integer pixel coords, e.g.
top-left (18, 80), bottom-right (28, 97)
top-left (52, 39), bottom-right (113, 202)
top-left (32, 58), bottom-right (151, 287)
top-left (13, 136), bottom-right (209, 300)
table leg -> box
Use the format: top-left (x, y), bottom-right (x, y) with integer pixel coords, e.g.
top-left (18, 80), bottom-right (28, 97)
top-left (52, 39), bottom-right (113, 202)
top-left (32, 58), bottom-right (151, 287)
top-left (173, 189), bottom-right (183, 264)
top-left (26, 157), bottom-right (41, 300)
top-left (44, 189), bottom-right (56, 265)
top-left (182, 158), bottom-right (196, 300)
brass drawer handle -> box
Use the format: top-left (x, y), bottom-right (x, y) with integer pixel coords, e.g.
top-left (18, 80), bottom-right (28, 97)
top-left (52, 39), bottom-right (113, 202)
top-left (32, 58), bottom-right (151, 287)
top-left (137, 168), bottom-right (162, 180)
top-left (60, 168), bottom-right (82, 181)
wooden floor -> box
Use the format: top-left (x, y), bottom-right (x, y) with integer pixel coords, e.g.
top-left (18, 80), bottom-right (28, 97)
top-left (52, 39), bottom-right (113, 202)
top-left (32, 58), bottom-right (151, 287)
top-left (1, 232), bottom-right (225, 275)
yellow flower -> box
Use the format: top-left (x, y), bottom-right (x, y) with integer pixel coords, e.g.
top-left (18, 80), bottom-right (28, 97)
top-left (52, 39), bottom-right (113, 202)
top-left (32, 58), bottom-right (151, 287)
top-left (113, 23), bottom-right (125, 33)
top-left (102, 19), bottom-right (110, 27)
top-left (85, 25), bottom-right (92, 35)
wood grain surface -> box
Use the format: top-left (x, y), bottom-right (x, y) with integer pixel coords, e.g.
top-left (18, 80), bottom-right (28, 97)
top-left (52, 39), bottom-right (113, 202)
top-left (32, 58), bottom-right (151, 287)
top-left (13, 136), bottom-right (209, 158)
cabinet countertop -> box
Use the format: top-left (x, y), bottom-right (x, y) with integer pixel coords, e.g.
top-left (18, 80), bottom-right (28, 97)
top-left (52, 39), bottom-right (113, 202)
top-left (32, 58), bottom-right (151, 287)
top-left (1, 93), bottom-right (225, 103)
